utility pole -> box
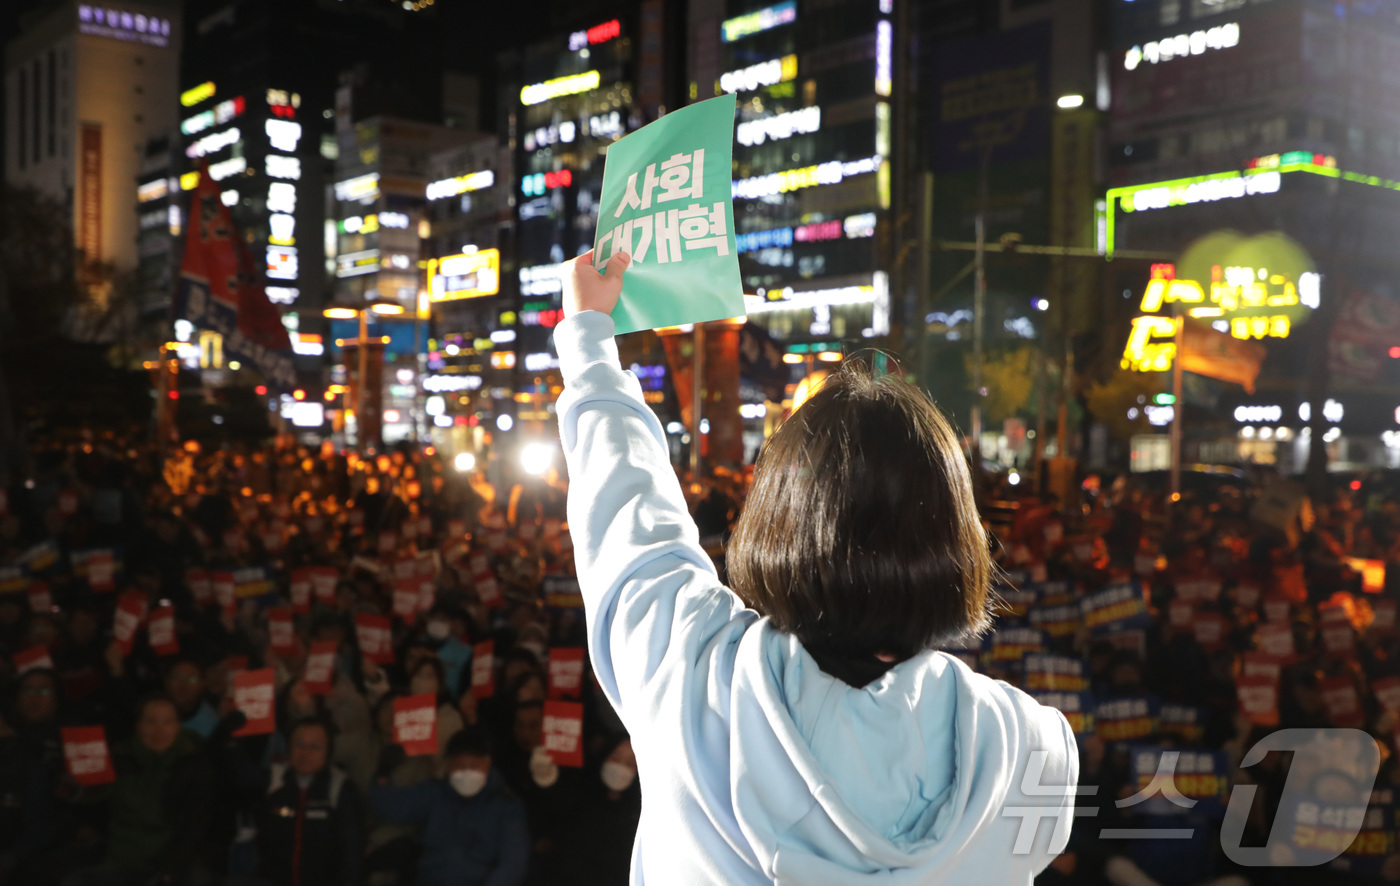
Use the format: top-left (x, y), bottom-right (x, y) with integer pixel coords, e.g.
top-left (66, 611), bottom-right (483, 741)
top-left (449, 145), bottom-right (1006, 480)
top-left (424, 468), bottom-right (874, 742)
top-left (690, 323), bottom-right (705, 481)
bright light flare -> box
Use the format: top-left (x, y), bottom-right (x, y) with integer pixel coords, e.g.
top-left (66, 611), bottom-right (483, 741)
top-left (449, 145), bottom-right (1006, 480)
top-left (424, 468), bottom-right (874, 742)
top-left (454, 452), bottom-right (476, 473)
top-left (520, 443), bottom-right (554, 476)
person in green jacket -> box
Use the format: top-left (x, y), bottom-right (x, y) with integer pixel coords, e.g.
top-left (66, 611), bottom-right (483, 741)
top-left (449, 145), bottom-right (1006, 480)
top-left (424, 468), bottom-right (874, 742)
top-left (65, 693), bottom-right (218, 886)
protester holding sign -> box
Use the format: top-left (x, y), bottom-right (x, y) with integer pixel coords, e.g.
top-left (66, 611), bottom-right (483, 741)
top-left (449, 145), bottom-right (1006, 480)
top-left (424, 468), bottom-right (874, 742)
top-left (552, 248), bottom-right (1077, 884)
top-left (370, 726), bottom-right (529, 886)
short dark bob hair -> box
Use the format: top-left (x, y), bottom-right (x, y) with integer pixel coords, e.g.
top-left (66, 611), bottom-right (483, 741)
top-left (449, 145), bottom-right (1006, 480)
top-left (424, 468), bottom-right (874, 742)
top-left (726, 356), bottom-right (993, 687)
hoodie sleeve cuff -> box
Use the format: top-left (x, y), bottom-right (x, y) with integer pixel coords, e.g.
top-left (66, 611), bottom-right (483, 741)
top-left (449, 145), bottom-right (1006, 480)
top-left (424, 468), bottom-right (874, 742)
top-left (553, 311), bottom-right (620, 381)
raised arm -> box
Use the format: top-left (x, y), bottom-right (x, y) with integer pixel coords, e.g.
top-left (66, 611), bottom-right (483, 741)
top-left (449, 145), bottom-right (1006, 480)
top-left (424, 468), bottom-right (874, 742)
top-left (554, 252), bottom-right (749, 728)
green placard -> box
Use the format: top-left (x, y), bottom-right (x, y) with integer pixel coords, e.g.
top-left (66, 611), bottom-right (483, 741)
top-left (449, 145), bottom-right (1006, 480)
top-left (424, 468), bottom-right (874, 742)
top-left (592, 95), bottom-right (744, 335)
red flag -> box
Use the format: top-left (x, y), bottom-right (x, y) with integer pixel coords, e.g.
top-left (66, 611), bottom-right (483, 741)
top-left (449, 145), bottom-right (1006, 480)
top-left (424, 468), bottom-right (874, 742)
top-left (303, 640), bottom-right (338, 695)
top-left (62, 726), bottom-right (115, 786)
top-left (547, 648), bottom-right (586, 700)
top-left (355, 614), bottom-right (393, 664)
top-left (541, 700), bottom-right (584, 767)
top-left (174, 159), bottom-right (293, 388)
top-left (471, 640), bottom-right (495, 699)
top-left (393, 694), bottom-right (438, 757)
top-left (147, 605), bottom-right (179, 656)
top-left (232, 669), bottom-right (277, 736)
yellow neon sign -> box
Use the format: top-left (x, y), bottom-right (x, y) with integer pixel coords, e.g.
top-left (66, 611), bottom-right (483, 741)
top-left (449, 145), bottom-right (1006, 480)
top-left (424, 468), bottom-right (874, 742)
top-left (520, 71), bottom-right (600, 106)
top-left (1122, 263), bottom-right (1315, 372)
top-left (181, 81), bottom-right (216, 107)
top-left (426, 249), bottom-right (501, 303)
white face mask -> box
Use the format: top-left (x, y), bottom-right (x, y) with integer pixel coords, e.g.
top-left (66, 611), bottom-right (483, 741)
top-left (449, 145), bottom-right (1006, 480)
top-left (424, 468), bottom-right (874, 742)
top-left (518, 641), bottom-right (546, 662)
top-left (449, 769), bottom-right (487, 798)
top-left (426, 620), bottom-right (451, 641)
top-left (600, 761), bottom-right (636, 792)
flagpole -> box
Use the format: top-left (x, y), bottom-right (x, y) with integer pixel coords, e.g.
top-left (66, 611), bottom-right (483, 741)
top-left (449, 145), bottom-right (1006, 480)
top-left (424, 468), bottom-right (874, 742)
top-left (1169, 306), bottom-right (1184, 504)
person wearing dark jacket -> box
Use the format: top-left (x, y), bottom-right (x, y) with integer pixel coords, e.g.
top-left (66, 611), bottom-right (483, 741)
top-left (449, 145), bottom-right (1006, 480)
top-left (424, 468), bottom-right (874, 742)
top-left (370, 727), bottom-right (528, 886)
top-left (246, 717), bottom-right (363, 886)
top-left (545, 734), bottom-right (640, 886)
top-left (65, 694), bottom-right (218, 886)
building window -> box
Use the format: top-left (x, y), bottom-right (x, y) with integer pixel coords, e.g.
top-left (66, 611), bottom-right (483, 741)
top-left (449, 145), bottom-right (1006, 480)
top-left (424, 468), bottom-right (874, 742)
top-left (47, 50), bottom-right (56, 158)
top-left (17, 68), bottom-right (26, 171)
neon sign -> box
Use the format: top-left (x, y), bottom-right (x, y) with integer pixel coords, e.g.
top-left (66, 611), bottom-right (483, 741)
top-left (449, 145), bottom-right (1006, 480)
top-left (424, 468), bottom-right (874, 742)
top-left (266, 246), bottom-right (298, 281)
top-left (426, 170), bottom-right (495, 201)
top-left (1121, 263), bottom-right (1321, 372)
top-left (525, 121), bottom-right (577, 152)
top-left (265, 120), bottom-right (302, 152)
top-left (568, 19), bottom-right (621, 50)
top-left (521, 71), bottom-right (601, 106)
top-left (1124, 23), bottom-right (1239, 71)
top-left (180, 82), bottom-right (215, 108)
top-left (875, 20), bottom-right (892, 96)
top-left (265, 155), bottom-right (302, 180)
top-left (721, 1), bottom-right (796, 43)
top-left (521, 170), bottom-right (572, 195)
top-left (720, 55), bottom-right (797, 94)
top-left (137, 179), bottom-right (168, 203)
top-left (732, 156), bottom-right (882, 200)
top-left (519, 264), bottom-right (564, 297)
top-left (208, 156), bottom-right (246, 181)
top-left (736, 106), bottom-right (820, 147)
top-left (335, 173), bottom-right (380, 202)
top-left (78, 6), bottom-right (170, 46)
top-left (428, 250), bottom-right (502, 303)
top-left (186, 128), bottom-right (240, 158)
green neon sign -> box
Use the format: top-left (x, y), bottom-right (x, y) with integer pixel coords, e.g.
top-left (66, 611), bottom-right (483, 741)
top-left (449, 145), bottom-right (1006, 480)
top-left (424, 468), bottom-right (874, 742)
top-left (1103, 152), bottom-right (1400, 256)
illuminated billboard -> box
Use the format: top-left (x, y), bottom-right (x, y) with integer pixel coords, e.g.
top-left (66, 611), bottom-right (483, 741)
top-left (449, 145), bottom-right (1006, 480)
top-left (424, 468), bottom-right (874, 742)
top-left (721, 1), bottom-right (796, 43)
top-left (521, 71), bottom-right (601, 106)
top-left (428, 250), bottom-right (501, 303)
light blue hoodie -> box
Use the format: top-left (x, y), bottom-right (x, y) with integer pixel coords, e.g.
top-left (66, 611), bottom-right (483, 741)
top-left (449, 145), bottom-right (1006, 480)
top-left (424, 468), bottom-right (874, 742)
top-left (555, 311), bottom-right (1079, 885)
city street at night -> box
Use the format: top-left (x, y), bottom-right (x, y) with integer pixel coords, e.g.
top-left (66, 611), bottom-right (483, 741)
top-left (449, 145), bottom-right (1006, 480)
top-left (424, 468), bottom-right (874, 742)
top-left (2, 0), bottom-right (1400, 884)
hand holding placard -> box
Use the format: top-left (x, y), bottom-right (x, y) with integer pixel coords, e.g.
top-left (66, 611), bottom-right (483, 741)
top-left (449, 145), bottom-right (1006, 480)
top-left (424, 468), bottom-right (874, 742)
top-left (562, 251), bottom-right (630, 319)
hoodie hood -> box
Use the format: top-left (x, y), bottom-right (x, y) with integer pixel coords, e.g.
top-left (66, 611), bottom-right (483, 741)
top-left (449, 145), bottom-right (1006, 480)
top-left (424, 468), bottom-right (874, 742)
top-left (727, 624), bottom-right (1074, 884)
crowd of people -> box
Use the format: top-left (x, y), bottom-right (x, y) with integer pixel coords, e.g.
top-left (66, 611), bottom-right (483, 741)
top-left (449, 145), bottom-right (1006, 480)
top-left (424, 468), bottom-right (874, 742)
top-left (0, 427), bottom-right (1394, 885)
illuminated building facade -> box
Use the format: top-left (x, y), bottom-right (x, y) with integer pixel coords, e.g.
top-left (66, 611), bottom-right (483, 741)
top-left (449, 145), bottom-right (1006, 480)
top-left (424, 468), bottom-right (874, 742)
top-left (176, 0), bottom-right (447, 387)
top-left (327, 116), bottom-right (481, 444)
top-left (4, 0), bottom-right (181, 273)
top-left (717, 0), bottom-right (891, 343)
top-left (1108, 0), bottom-right (1400, 470)
top-left (505, 2), bottom-right (675, 434)
top-left (420, 137), bottom-right (513, 448)
top-left (134, 135), bottom-right (178, 315)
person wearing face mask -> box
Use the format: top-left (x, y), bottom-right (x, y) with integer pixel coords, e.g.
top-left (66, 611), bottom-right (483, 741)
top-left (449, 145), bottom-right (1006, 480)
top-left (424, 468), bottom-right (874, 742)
top-left (422, 606), bottom-right (472, 699)
top-left (542, 734), bottom-right (641, 886)
top-left (371, 726), bottom-right (528, 886)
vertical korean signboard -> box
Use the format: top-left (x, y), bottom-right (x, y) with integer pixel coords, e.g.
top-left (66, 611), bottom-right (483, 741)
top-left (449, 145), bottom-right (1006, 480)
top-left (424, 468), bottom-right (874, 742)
top-left (592, 95), bottom-right (744, 334)
top-left (80, 123), bottom-right (103, 265)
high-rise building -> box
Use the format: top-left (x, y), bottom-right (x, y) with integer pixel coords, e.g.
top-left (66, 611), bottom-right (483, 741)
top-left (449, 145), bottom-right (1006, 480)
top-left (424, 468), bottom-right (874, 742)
top-left (716, 0), bottom-right (892, 345)
top-left (1106, 0), bottom-right (1400, 470)
top-left (174, 0), bottom-right (449, 383)
top-left (419, 136), bottom-right (512, 452)
top-left (4, 0), bottom-right (181, 273)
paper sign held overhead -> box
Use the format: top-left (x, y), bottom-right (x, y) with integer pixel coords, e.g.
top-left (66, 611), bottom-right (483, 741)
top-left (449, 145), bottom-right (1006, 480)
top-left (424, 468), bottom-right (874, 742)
top-left (592, 95), bottom-right (744, 335)
top-left (232, 668), bottom-right (277, 736)
top-left (393, 694), bottom-right (439, 757)
top-left (62, 726), bottom-right (115, 786)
